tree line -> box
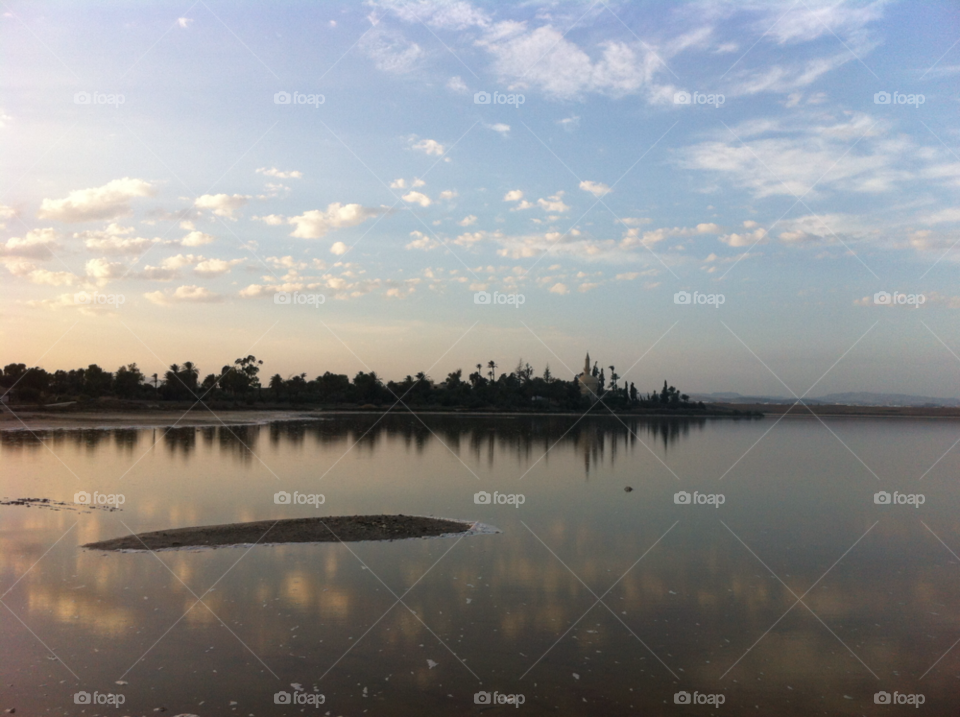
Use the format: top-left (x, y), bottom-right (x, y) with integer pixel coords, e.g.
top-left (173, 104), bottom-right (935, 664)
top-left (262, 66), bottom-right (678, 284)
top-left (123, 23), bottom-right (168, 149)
top-left (0, 356), bottom-right (705, 412)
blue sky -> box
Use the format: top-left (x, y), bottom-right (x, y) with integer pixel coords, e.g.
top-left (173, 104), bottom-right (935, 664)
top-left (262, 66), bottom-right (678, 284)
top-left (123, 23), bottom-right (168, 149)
top-left (2, 0), bottom-right (959, 396)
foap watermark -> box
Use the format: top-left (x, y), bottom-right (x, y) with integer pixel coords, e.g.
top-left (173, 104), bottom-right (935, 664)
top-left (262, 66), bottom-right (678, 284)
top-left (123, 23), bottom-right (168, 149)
top-left (274, 91), bottom-right (325, 107)
top-left (874, 91), bottom-right (924, 108)
top-left (275, 691), bottom-right (325, 706)
top-left (674, 290), bottom-right (724, 308)
top-left (74, 691), bottom-right (125, 706)
top-left (275, 291), bottom-right (325, 307)
top-left (475, 490), bottom-right (525, 508)
top-left (74, 91), bottom-right (125, 107)
top-left (674, 491), bottom-right (725, 508)
top-left (874, 291), bottom-right (925, 308)
top-left (674, 91), bottom-right (725, 108)
top-left (474, 90), bottom-right (525, 107)
top-left (874, 491), bottom-right (925, 508)
top-left (475, 290), bottom-right (525, 308)
top-left (875, 691), bottom-right (924, 707)
top-left (75, 490), bottom-right (125, 506)
top-left (275, 490), bottom-right (325, 507)
top-left (475, 691), bottom-right (525, 708)
top-left (74, 291), bottom-right (125, 307)
top-left (675, 691), bottom-right (725, 706)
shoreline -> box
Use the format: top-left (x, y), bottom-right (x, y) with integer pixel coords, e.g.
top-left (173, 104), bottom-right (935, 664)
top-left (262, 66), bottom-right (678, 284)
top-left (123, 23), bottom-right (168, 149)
top-left (3, 403), bottom-right (958, 432)
top-left (0, 405), bottom-right (759, 431)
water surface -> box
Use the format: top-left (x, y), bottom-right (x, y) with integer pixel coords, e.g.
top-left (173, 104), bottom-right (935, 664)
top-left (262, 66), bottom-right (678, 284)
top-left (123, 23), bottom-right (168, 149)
top-left (2, 414), bottom-right (959, 715)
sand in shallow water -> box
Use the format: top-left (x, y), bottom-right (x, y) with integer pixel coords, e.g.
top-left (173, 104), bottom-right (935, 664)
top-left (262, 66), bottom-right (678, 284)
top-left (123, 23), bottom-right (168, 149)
top-left (83, 514), bottom-right (476, 551)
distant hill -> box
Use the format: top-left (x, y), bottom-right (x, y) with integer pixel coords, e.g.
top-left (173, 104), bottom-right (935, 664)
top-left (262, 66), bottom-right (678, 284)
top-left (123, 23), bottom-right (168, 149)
top-left (691, 392), bottom-right (960, 407)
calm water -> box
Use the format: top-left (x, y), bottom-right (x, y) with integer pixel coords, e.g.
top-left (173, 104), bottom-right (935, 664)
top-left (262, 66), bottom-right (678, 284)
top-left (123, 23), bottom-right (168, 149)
top-left (2, 414), bottom-right (960, 715)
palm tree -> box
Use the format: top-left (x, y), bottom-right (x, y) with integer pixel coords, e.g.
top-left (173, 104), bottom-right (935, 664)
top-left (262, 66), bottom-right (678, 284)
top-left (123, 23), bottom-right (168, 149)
top-left (487, 360), bottom-right (497, 381)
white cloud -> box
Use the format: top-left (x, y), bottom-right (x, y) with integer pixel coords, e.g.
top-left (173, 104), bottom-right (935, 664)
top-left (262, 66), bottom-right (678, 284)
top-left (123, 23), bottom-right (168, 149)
top-left (145, 285), bottom-right (223, 305)
top-left (139, 265), bottom-right (180, 281)
top-left (558, 116), bottom-right (580, 131)
top-left (621, 223), bottom-right (719, 248)
top-left (549, 282), bottom-right (569, 295)
top-left (161, 253), bottom-right (200, 270)
top-left (330, 241), bottom-right (348, 255)
top-left (458, 215), bottom-right (477, 226)
top-left (3, 260), bottom-right (77, 286)
top-left (446, 75), bottom-right (468, 93)
top-left (412, 138), bottom-right (445, 156)
top-left (719, 227), bottom-right (768, 247)
top-left (193, 258), bottom-right (242, 276)
top-left (439, 189), bottom-right (458, 200)
top-left (454, 231), bottom-right (486, 247)
top-left (177, 17), bottom-right (192, 28)
top-left (390, 178), bottom-right (407, 189)
top-left (579, 180), bottom-right (611, 197)
top-left (923, 208), bottom-right (960, 225)
top-left (194, 193), bottom-right (250, 219)
top-left (0, 228), bottom-right (60, 259)
top-left (478, 24), bottom-right (656, 100)
top-left (77, 223), bottom-right (158, 255)
top-left (405, 230), bottom-right (438, 250)
top-left (179, 230), bottom-right (215, 246)
top-left (85, 257), bottom-right (129, 280)
top-left (0, 204), bottom-right (15, 228)
top-left (411, 178), bottom-right (426, 188)
top-left (487, 123), bottom-right (510, 135)
top-left (38, 178), bottom-right (155, 222)
top-left (288, 203), bottom-right (383, 238)
top-left (537, 193), bottom-right (569, 213)
top-left (504, 190), bottom-right (524, 202)
top-left (402, 191), bottom-right (431, 207)
top-left (360, 26), bottom-right (424, 73)
top-left (256, 167), bottom-right (302, 179)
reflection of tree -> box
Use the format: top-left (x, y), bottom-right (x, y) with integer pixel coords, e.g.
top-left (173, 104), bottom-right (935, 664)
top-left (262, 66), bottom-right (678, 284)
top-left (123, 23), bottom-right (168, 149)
top-left (0, 417), bottom-right (709, 469)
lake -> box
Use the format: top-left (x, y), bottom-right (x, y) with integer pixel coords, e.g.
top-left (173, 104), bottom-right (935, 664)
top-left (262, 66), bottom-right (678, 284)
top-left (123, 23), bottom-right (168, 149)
top-left (1, 414), bottom-right (958, 715)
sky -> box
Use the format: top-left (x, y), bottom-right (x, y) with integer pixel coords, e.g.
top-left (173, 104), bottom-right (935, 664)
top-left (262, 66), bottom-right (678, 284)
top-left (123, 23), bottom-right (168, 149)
top-left (2, 0), bottom-right (959, 397)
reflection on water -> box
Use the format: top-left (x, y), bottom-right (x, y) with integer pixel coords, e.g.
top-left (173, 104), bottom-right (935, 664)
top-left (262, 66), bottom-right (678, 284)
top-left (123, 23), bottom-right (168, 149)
top-left (2, 414), bottom-right (709, 474)
top-left (1, 415), bottom-right (959, 715)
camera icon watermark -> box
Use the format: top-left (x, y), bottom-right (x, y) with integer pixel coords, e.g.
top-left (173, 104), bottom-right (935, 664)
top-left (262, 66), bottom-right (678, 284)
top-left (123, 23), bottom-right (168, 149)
top-left (74, 490), bottom-right (125, 506)
top-left (474, 490), bottom-right (525, 508)
top-left (274, 90), bottom-right (325, 107)
top-left (74, 291), bottom-right (125, 307)
top-left (874, 91), bottom-right (924, 107)
top-left (674, 491), bottom-right (725, 508)
top-left (474, 691), bottom-right (524, 707)
top-left (275, 690), bottom-right (325, 705)
top-left (74, 691), bottom-right (125, 706)
top-left (74, 91), bottom-right (125, 107)
top-left (674, 691), bottom-right (725, 706)
top-left (674, 290), bottom-right (724, 308)
top-left (274, 490), bottom-right (325, 506)
top-left (474, 90), bottom-right (525, 107)
top-left (874, 690), bottom-right (924, 706)
top-left (674, 90), bottom-right (724, 108)
top-left (474, 290), bottom-right (525, 307)
top-left (274, 291), bottom-right (325, 307)
top-left (874, 491), bottom-right (925, 508)
top-left (873, 291), bottom-right (925, 308)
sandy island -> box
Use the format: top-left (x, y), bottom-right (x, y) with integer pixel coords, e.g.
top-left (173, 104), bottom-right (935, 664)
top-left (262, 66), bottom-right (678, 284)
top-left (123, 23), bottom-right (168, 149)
top-left (83, 515), bottom-right (486, 551)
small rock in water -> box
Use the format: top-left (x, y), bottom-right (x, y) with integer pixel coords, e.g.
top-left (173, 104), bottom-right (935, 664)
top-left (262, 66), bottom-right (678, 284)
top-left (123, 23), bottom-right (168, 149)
top-left (624, 486), bottom-right (633, 492)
